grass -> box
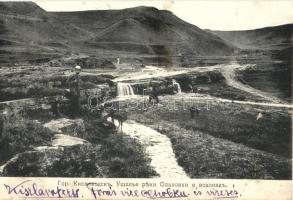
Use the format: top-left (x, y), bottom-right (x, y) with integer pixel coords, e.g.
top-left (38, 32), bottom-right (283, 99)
top-left (0, 107), bottom-right (157, 178)
top-left (125, 95), bottom-right (292, 179)
top-left (129, 113), bottom-right (291, 179)
top-left (195, 83), bottom-right (265, 102)
top-left (3, 144), bottom-right (104, 177)
top-left (132, 96), bottom-right (291, 158)
top-left (237, 62), bottom-right (292, 102)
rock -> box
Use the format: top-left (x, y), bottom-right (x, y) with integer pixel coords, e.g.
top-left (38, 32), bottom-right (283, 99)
top-left (52, 134), bottom-right (89, 147)
top-left (34, 146), bottom-right (60, 151)
top-left (43, 118), bottom-right (85, 137)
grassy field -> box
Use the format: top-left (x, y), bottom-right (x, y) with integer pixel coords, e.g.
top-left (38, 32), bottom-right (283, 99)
top-left (126, 95), bottom-right (292, 179)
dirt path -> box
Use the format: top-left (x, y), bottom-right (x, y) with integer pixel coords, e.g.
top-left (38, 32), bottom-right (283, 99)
top-left (120, 120), bottom-right (188, 178)
top-left (220, 63), bottom-right (285, 103)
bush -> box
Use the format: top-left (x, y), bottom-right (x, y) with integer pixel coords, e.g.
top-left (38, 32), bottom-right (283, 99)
top-left (0, 120), bottom-right (53, 163)
top-left (2, 144), bottom-right (105, 177)
top-left (100, 135), bottom-right (157, 177)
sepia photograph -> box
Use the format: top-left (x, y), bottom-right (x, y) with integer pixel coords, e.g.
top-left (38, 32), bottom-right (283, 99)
top-left (0, 0), bottom-right (292, 185)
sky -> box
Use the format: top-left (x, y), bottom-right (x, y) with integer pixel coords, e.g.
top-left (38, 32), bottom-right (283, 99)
top-left (5, 0), bottom-right (293, 30)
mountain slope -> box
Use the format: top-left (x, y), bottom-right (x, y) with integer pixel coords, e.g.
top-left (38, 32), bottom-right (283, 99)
top-left (53, 6), bottom-right (236, 56)
top-left (0, 2), bottom-right (91, 64)
top-left (0, 2), bottom-right (235, 66)
top-left (211, 24), bottom-right (293, 50)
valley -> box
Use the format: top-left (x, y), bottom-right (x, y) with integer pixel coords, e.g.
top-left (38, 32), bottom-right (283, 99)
top-left (0, 1), bottom-right (291, 180)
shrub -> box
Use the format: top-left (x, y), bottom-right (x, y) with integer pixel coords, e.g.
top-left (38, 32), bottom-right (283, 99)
top-left (0, 120), bottom-right (53, 163)
top-left (2, 144), bottom-right (105, 177)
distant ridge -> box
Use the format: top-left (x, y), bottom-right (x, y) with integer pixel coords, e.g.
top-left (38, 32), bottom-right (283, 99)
top-left (0, 2), bottom-right (238, 65)
top-left (0, 1), bottom-right (291, 66)
top-left (210, 24), bottom-right (293, 49)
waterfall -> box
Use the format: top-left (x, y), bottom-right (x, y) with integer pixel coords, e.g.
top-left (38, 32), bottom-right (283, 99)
top-left (117, 82), bottom-right (135, 96)
top-left (172, 79), bottom-right (182, 94)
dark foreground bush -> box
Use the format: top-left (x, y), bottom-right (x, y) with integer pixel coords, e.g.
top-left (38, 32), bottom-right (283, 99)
top-left (2, 145), bottom-right (104, 177)
top-left (100, 135), bottom-right (157, 177)
top-left (0, 120), bottom-right (53, 164)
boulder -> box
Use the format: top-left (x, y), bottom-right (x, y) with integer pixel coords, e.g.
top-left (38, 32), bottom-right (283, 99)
top-left (52, 134), bottom-right (89, 147)
top-left (43, 118), bottom-right (85, 137)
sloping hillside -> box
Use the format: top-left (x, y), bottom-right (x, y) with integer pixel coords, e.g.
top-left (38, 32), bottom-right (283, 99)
top-left (211, 24), bottom-right (293, 50)
top-left (0, 2), bottom-right (91, 64)
top-left (0, 2), bottom-right (235, 66)
top-left (54, 6), bottom-right (235, 56)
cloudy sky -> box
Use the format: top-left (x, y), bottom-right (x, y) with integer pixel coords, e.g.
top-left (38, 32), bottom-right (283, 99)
top-left (8, 0), bottom-right (293, 30)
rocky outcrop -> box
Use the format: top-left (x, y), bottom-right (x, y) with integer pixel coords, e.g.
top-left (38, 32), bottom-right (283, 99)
top-left (52, 134), bottom-right (89, 147)
top-left (128, 70), bottom-right (225, 95)
top-left (43, 118), bottom-right (86, 137)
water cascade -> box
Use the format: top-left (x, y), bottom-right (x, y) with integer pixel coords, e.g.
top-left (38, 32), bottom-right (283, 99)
top-left (172, 79), bottom-right (182, 94)
top-left (117, 82), bottom-right (135, 96)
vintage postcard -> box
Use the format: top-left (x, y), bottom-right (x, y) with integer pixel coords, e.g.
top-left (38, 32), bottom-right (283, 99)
top-left (0, 0), bottom-right (292, 199)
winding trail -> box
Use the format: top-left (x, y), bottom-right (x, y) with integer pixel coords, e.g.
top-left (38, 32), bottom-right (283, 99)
top-left (220, 63), bottom-right (285, 103)
top-left (119, 120), bottom-right (188, 178)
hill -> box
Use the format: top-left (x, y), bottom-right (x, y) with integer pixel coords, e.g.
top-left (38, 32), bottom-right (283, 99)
top-left (54, 6), bottom-right (235, 57)
top-left (0, 2), bottom-right (91, 64)
top-left (210, 24), bottom-right (293, 50)
top-left (0, 2), bottom-right (236, 66)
